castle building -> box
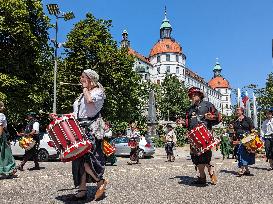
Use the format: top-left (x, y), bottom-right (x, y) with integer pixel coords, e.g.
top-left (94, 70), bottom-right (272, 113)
top-left (121, 10), bottom-right (232, 116)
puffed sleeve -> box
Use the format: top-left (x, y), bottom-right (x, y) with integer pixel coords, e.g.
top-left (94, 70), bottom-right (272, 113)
top-left (91, 89), bottom-right (105, 102)
top-left (0, 113), bottom-right (6, 126)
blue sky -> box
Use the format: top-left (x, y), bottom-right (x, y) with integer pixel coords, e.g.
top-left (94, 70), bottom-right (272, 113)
top-left (42, 0), bottom-right (273, 93)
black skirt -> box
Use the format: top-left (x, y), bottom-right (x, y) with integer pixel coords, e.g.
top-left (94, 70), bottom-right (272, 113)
top-left (72, 139), bottom-right (105, 187)
top-left (191, 150), bottom-right (212, 165)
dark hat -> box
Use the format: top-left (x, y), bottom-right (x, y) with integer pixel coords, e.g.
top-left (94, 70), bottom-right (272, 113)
top-left (266, 108), bottom-right (273, 113)
top-left (26, 112), bottom-right (37, 116)
top-left (188, 87), bottom-right (204, 99)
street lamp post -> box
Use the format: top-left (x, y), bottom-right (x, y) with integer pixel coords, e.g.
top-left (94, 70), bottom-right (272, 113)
top-left (46, 4), bottom-right (75, 113)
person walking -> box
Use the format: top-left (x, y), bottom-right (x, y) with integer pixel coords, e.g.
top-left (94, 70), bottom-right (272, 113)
top-left (0, 101), bottom-right (17, 178)
top-left (261, 108), bottom-right (273, 170)
top-left (164, 124), bottom-right (177, 162)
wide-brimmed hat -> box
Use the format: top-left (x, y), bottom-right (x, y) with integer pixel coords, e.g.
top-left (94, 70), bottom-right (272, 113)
top-left (188, 87), bottom-right (204, 99)
top-left (266, 108), bottom-right (273, 113)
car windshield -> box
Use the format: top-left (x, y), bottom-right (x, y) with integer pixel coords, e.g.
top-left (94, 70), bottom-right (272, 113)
top-left (114, 137), bottom-right (129, 144)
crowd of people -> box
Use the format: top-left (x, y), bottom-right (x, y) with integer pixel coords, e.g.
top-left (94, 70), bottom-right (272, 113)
top-left (0, 67), bottom-right (272, 202)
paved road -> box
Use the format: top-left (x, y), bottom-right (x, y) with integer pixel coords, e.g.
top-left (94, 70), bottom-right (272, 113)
top-left (1, 148), bottom-right (272, 204)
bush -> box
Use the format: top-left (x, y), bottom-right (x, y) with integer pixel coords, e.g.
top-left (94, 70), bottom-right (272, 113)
top-left (152, 136), bottom-right (165, 148)
top-left (175, 126), bottom-right (188, 147)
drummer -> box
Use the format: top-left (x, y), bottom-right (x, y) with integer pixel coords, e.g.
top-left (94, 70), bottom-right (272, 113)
top-left (70, 68), bottom-right (107, 201)
top-left (127, 121), bottom-right (141, 165)
top-left (261, 108), bottom-right (273, 170)
top-left (233, 107), bottom-right (255, 176)
top-left (185, 87), bottom-right (220, 185)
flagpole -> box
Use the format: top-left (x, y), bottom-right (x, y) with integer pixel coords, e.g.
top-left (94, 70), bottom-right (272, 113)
top-left (252, 93), bottom-right (258, 128)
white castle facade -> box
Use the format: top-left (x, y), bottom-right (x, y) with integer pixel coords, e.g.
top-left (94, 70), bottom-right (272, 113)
top-left (121, 11), bottom-right (232, 116)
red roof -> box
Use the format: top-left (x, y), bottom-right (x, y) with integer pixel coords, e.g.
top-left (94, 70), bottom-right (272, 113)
top-left (149, 38), bottom-right (182, 57)
top-left (128, 48), bottom-right (151, 65)
top-left (208, 76), bottom-right (230, 89)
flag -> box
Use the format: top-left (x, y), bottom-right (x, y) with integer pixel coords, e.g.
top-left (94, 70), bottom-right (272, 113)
top-left (237, 88), bottom-right (243, 108)
top-left (241, 91), bottom-right (249, 107)
top-left (245, 91), bottom-right (251, 118)
top-left (252, 93), bottom-right (258, 128)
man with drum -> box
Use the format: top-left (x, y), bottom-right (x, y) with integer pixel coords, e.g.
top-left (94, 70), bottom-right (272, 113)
top-left (261, 108), bottom-right (273, 170)
top-left (233, 107), bottom-right (255, 176)
top-left (17, 112), bottom-right (40, 171)
top-left (185, 87), bottom-right (220, 185)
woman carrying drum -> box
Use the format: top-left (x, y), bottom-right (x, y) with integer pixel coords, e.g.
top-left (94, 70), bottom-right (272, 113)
top-left (233, 107), bottom-right (255, 176)
top-left (70, 68), bottom-right (107, 201)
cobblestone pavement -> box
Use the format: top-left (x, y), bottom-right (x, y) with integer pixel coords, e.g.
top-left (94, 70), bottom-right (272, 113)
top-left (1, 148), bottom-right (273, 204)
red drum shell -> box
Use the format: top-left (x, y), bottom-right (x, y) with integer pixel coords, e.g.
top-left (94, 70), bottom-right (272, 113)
top-left (188, 124), bottom-right (219, 155)
top-left (128, 139), bottom-right (138, 148)
top-left (47, 114), bottom-right (92, 162)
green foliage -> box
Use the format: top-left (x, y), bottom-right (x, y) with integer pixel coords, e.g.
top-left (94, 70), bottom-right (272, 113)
top-left (59, 13), bottom-right (143, 125)
top-left (258, 73), bottom-right (273, 110)
top-left (152, 136), bottom-right (165, 148)
top-left (175, 126), bottom-right (187, 147)
top-left (156, 74), bottom-right (190, 121)
top-left (0, 0), bottom-right (53, 122)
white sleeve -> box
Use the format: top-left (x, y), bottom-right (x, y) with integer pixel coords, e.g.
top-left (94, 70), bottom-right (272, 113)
top-left (33, 122), bottom-right (39, 133)
top-left (92, 89), bottom-right (105, 102)
top-left (0, 113), bottom-right (6, 126)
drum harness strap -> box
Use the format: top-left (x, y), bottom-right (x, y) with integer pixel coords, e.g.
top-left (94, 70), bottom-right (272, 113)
top-left (76, 93), bottom-right (100, 126)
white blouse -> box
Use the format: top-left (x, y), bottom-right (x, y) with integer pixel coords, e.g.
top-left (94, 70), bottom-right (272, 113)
top-left (0, 113), bottom-right (7, 128)
top-left (73, 88), bottom-right (105, 119)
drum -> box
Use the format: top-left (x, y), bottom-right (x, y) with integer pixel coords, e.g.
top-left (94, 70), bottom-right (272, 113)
top-left (188, 124), bottom-right (220, 155)
top-left (19, 137), bottom-right (36, 151)
top-left (241, 131), bottom-right (263, 151)
top-left (102, 139), bottom-right (115, 157)
top-left (47, 114), bottom-right (92, 162)
top-left (128, 138), bottom-right (138, 148)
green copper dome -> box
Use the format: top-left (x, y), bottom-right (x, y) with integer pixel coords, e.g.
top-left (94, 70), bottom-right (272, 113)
top-left (160, 17), bottom-right (172, 29)
top-left (213, 62), bottom-right (222, 71)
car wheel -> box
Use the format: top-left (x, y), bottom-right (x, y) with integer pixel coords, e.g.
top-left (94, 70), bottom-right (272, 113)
top-left (38, 149), bottom-right (49, 162)
top-left (138, 149), bottom-right (145, 159)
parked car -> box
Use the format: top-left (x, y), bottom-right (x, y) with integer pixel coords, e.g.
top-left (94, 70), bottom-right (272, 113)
top-left (112, 136), bottom-right (155, 159)
top-left (11, 133), bottom-right (59, 162)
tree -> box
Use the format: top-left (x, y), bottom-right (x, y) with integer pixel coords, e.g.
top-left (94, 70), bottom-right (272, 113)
top-left (257, 73), bottom-right (273, 110)
top-left (0, 0), bottom-right (53, 121)
top-left (158, 74), bottom-right (190, 121)
top-left (59, 13), bottom-right (143, 124)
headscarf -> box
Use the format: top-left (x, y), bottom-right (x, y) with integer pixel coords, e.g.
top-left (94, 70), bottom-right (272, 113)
top-left (83, 69), bottom-right (105, 93)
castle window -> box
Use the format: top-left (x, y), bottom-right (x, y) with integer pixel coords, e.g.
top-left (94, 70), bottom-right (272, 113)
top-left (157, 80), bottom-right (160, 84)
top-left (157, 67), bottom-right (160, 74)
top-left (166, 54), bottom-right (170, 61)
top-left (176, 67), bottom-right (179, 74)
top-left (157, 55), bottom-right (160, 63)
top-left (166, 66), bottom-right (170, 73)
top-left (176, 55), bottom-right (179, 62)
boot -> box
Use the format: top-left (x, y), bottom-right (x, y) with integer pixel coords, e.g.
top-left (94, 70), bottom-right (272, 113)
top-left (209, 171), bottom-right (217, 185)
top-left (171, 155), bottom-right (175, 162)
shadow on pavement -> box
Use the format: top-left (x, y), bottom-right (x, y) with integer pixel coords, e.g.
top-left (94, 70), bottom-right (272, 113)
top-left (219, 169), bottom-right (238, 175)
top-left (55, 186), bottom-right (107, 203)
top-left (28, 167), bottom-right (46, 171)
top-left (249, 166), bottom-right (269, 171)
top-left (170, 176), bottom-right (208, 187)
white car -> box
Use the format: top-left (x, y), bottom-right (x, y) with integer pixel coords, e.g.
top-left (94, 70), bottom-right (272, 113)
top-left (11, 133), bottom-right (59, 162)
